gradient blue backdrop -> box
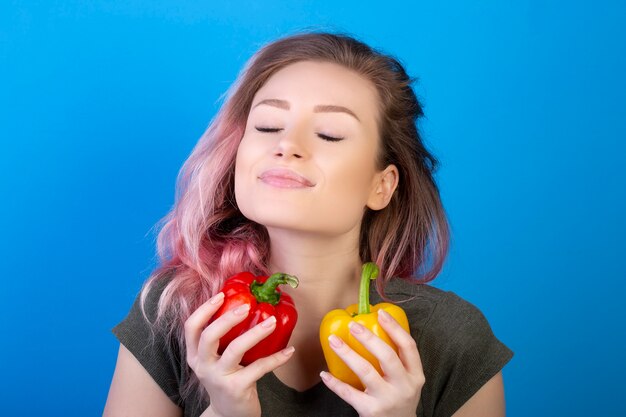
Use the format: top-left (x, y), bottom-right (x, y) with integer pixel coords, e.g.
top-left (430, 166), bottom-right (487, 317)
top-left (1, 1), bottom-right (625, 415)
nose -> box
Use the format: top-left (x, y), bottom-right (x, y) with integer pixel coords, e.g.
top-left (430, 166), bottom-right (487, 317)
top-left (273, 127), bottom-right (307, 160)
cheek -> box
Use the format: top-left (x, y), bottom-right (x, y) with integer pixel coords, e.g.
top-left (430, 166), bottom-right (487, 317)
top-left (234, 139), bottom-right (255, 212)
top-left (324, 152), bottom-right (376, 197)
top-left (315, 155), bottom-right (377, 221)
top-left (234, 174), bottom-right (257, 223)
top-left (234, 136), bottom-right (282, 222)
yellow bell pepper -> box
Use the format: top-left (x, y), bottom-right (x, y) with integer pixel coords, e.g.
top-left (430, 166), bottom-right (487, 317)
top-left (319, 262), bottom-right (410, 390)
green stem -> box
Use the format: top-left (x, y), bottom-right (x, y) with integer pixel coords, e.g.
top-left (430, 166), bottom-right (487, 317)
top-left (250, 273), bottom-right (299, 305)
top-left (358, 262), bottom-right (379, 315)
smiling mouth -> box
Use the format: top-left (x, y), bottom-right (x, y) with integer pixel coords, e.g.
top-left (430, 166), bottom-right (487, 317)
top-left (258, 168), bottom-right (315, 188)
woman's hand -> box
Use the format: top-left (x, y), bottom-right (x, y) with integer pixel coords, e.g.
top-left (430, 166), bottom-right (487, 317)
top-left (320, 309), bottom-right (425, 417)
top-left (184, 292), bottom-right (296, 417)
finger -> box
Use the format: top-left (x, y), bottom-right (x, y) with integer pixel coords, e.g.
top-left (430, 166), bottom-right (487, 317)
top-left (319, 370), bottom-right (370, 412)
top-left (347, 321), bottom-right (407, 383)
top-left (377, 309), bottom-right (423, 376)
top-left (237, 344), bottom-right (296, 386)
top-left (184, 292), bottom-right (225, 362)
top-left (196, 303), bottom-right (252, 361)
top-left (217, 315), bottom-right (278, 371)
top-left (327, 334), bottom-right (384, 391)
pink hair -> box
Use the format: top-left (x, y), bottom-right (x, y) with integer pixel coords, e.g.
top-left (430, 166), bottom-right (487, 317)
top-left (137, 30), bottom-right (450, 410)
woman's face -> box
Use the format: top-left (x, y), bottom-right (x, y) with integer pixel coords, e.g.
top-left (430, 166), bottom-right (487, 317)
top-left (234, 60), bottom-right (396, 237)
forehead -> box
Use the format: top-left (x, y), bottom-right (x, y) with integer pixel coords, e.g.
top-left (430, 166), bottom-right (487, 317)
top-left (252, 61), bottom-right (381, 127)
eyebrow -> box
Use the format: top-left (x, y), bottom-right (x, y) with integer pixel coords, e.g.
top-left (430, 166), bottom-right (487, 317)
top-left (252, 98), bottom-right (361, 122)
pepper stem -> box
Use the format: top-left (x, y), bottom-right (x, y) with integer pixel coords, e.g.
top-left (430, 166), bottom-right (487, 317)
top-left (250, 273), bottom-right (299, 305)
top-left (358, 262), bottom-right (379, 315)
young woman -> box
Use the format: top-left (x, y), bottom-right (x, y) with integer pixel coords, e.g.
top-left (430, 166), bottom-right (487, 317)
top-left (104, 32), bottom-right (513, 417)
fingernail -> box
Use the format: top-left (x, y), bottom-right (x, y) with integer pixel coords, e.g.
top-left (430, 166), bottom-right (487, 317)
top-left (328, 334), bottom-right (343, 348)
top-left (320, 371), bottom-right (331, 382)
top-left (233, 304), bottom-right (251, 315)
top-left (348, 321), bottom-right (364, 334)
top-left (209, 292), bottom-right (224, 305)
top-left (282, 346), bottom-right (295, 355)
top-left (261, 315), bottom-right (276, 328)
top-left (378, 309), bottom-right (391, 322)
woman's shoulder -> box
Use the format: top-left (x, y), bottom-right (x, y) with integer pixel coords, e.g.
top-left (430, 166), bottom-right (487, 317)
top-left (111, 269), bottom-right (187, 408)
top-left (373, 277), bottom-right (514, 374)
top-left (375, 277), bottom-right (514, 415)
top-left (372, 278), bottom-right (465, 332)
top-left (374, 277), bottom-right (495, 339)
top-left (139, 269), bottom-right (180, 311)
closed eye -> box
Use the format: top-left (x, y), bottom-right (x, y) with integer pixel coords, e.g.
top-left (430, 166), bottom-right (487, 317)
top-left (317, 133), bottom-right (344, 142)
top-left (255, 127), bottom-right (282, 133)
top-left (255, 126), bottom-right (344, 142)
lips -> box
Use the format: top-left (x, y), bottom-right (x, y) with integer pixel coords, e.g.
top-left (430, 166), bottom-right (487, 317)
top-left (258, 168), bottom-right (315, 188)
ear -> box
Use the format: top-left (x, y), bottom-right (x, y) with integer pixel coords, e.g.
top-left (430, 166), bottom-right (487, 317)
top-left (366, 164), bottom-right (399, 211)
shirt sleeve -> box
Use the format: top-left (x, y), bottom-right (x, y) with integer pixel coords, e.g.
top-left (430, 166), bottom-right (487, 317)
top-left (111, 278), bottom-right (184, 407)
top-left (421, 291), bottom-right (514, 417)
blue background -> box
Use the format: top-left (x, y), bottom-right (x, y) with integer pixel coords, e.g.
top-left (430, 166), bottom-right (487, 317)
top-left (1, 1), bottom-right (625, 415)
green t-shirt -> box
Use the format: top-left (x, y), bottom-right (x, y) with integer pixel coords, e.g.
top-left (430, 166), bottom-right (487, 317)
top-left (112, 276), bottom-right (513, 417)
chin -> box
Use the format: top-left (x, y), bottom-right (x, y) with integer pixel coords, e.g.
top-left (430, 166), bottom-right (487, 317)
top-left (242, 208), bottom-right (306, 230)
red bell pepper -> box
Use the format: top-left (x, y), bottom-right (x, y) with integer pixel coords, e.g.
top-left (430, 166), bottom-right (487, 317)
top-left (209, 271), bottom-right (299, 365)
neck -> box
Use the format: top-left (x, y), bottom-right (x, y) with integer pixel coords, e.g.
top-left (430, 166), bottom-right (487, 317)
top-left (267, 227), bottom-right (363, 318)
top-left (265, 226), bottom-right (367, 389)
